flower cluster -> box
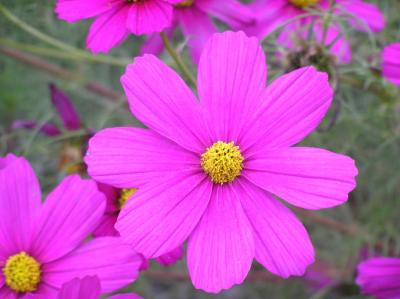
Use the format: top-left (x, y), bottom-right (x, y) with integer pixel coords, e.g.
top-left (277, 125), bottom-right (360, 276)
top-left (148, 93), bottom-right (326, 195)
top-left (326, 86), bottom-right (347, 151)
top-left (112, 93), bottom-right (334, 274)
top-left (2, 0), bottom-right (400, 298)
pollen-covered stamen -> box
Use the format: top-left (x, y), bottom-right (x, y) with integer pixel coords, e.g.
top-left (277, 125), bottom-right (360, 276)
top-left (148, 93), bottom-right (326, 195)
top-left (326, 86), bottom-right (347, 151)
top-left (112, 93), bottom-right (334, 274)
top-left (176, 0), bottom-right (194, 8)
top-left (118, 188), bottom-right (138, 209)
top-left (3, 252), bottom-right (41, 293)
top-left (289, 0), bottom-right (319, 8)
top-left (201, 141), bottom-right (244, 184)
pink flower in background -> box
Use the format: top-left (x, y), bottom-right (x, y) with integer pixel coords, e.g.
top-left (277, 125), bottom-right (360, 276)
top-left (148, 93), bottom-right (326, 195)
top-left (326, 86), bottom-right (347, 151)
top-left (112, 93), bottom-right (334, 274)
top-left (85, 31), bottom-right (358, 292)
top-left (55, 0), bottom-right (183, 53)
top-left (0, 154), bottom-right (142, 298)
top-left (382, 42), bottom-right (400, 86)
top-left (141, 0), bottom-right (254, 63)
top-left (25, 276), bottom-right (142, 299)
top-left (94, 183), bottom-right (184, 267)
top-left (356, 257), bottom-right (400, 299)
top-left (246, 0), bottom-right (385, 63)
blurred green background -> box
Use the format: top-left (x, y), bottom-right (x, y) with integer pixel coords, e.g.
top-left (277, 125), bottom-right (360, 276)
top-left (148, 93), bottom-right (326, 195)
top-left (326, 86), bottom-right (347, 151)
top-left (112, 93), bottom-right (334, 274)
top-left (1, 1), bottom-right (400, 298)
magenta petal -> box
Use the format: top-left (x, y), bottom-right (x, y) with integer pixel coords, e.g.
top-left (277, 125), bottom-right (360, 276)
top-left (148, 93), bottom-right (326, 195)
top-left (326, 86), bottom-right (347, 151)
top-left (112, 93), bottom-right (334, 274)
top-left (156, 246), bottom-right (184, 266)
top-left (85, 127), bottom-right (199, 188)
top-left (0, 287), bottom-right (17, 299)
top-left (12, 120), bottom-right (62, 136)
top-left (338, 0), bottom-right (385, 32)
top-left (49, 84), bottom-right (81, 131)
top-left (357, 257), bottom-right (400, 299)
top-left (43, 237), bottom-right (141, 293)
top-left (87, 5), bottom-right (130, 53)
top-left (0, 154), bottom-right (41, 255)
top-left (382, 42), bottom-right (400, 87)
top-left (0, 274), bottom-right (4, 289)
top-left (116, 172), bottom-right (212, 258)
top-left (198, 31), bottom-right (267, 143)
top-left (31, 175), bottom-right (106, 263)
top-left (244, 147), bottom-right (358, 210)
top-left (242, 67), bottom-right (333, 151)
top-left (187, 184), bottom-right (255, 293)
top-left (175, 7), bottom-right (217, 64)
top-left (239, 179), bottom-right (315, 278)
top-left (55, 0), bottom-right (119, 22)
top-left (196, 0), bottom-right (254, 29)
top-left (93, 214), bottom-right (119, 237)
top-left (127, 0), bottom-right (173, 35)
top-left (58, 276), bottom-right (100, 299)
top-left (121, 55), bottom-right (208, 153)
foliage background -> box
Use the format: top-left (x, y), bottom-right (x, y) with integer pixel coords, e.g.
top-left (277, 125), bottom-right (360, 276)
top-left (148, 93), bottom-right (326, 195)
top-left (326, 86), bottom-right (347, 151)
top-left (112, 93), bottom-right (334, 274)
top-left (0, 0), bottom-right (399, 298)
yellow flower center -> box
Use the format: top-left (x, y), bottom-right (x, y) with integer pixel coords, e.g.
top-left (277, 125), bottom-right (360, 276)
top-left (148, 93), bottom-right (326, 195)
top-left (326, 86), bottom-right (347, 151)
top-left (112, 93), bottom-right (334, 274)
top-left (201, 141), bottom-right (244, 184)
top-left (118, 188), bottom-right (138, 209)
top-left (289, 0), bottom-right (319, 8)
top-left (3, 252), bottom-right (41, 293)
top-left (176, 0), bottom-right (194, 7)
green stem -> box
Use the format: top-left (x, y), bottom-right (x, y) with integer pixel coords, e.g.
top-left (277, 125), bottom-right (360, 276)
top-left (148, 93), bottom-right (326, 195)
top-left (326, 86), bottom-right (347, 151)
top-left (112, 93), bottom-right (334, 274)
top-left (160, 32), bottom-right (196, 87)
top-left (0, 4), bottom-right (130, 67)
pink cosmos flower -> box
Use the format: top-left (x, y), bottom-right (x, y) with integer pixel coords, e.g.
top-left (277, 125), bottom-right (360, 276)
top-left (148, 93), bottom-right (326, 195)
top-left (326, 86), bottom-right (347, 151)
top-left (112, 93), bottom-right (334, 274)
top-left (0, 154), bottom-right (142, 298)
top-left (85, 31), bottom-right (358, 293)
top-left (246, 0), bottom-right (385, 63)
top-left (55, 0), bottom-right (183, 53)
top-left (141, 0), bottom-right (254, 63)
top-left (382, 42), bottom-right (400, 87)
top-left (94, 183), bottom-right (184, 267)
top-left (356, 257), bottom-right (400, 299)
top-left (25, 276), bottom-right (142, 299)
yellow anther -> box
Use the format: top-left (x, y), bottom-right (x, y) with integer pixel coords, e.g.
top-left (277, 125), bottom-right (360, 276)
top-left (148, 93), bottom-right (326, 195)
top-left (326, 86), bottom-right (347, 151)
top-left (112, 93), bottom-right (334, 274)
top-left (118, 188), bottom-right (138, 209)
top-left (201, 141), bottom-right (244, 184)
top-left (289, 0), bottom-right (319, 8)
top-left (3, 252), bottom-right (41, 293)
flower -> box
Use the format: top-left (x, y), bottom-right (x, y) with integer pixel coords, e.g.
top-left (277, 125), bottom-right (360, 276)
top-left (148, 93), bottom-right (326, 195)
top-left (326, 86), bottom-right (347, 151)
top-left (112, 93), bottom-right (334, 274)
top-left (25, 276), bottom-right (142, 299)
top-left (246, 0), bottom-right (385, 63)
top-left (382, 42), bottom-right (400, 87)
top-left (94, 184), bottom-right (183, 267)
top-left (356, 257), bottom-right (400, 299)
top-left (141, 0), bottom-right (254, 63)
top-left (85, 31), bottom-right (358, 293)
top-left (0, 154), bottom-right (142, 298)
top-left (55, 0), bottom-right (183, 53)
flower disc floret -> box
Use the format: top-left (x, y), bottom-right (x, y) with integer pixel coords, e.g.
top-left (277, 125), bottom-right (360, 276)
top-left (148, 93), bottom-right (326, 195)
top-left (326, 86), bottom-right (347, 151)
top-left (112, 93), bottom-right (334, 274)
top-left (201, 141), bottom-right (244, 184)
top-left (289, 0), bottom-right (319, 8)
top-left (176, 0), bottom-right (194, 7)
top-left (118, 188), bottom-right (138, 208)
top-left (3, 252), bottom-right (41, 293)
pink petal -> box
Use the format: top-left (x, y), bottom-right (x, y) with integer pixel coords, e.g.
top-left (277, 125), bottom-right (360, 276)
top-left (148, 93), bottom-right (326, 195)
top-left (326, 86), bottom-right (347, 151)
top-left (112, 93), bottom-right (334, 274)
top-left (0, 287), bottom-right (16, 299)
top-left (357, 257), bottom-right (400, 299)
top-left (93, 214), bottom-right (119, 237)
top-left (85, 127), bottom-right (200, 188)
top-left (43, 237), bottom-right (141, 293)
top-left (197, 31), bottom-right (267, 143)
top-left (382, 42), bottom-right (400, 87)
top-left (175, 7), bottom-right (217, 64)
top-left (58, 276), bottom-right (100, 299)
top-left (116, 172), bottom-right (212, 258)
top-left (187, 183), bottom-right (255, 293)
top-left (31, 175), bottom-right (106, 263)
top-left (0, 154), bottom-right (41, 255)
top-left (121, 55), bottom-right (209, 153)
top-left (244, 147), bottom-right (358, 210)
top-left (241, 67), bottom-right (333, 152)
top-left (87, 5), bottom-right (130, 53)
top-left (239, 179), bottom-right (315, 277)
top-left (139, 25), bottom-right (175, 56)
top-left (12, 120), bottom-right (62, 136)
top-left (196, 0), bottom-right (255, 29)
top-left (338, 0), bottom-right (385, 32)
top-left (127, 0), bottom-right (173, 35)
top-left (0, 274), bottom-right (4, 289)
top-left (156, 246), bottom-right (184, 266)
top-left (49, 84), bottom-right (81, 131)
top-left (55, 0), bottom-right (120, 22)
